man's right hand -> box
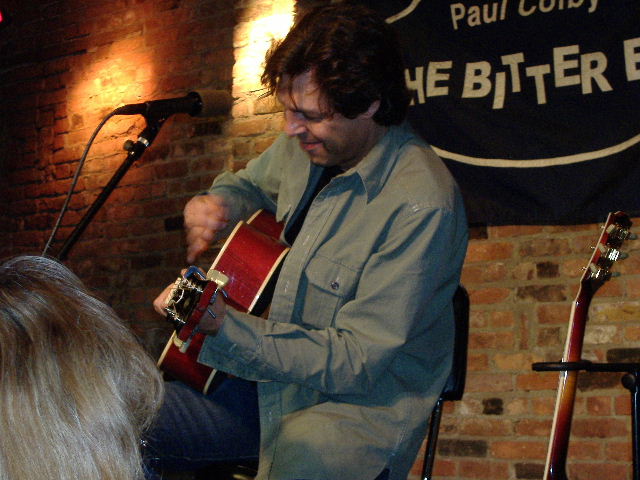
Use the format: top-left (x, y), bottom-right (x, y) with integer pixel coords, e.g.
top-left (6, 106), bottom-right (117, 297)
top-left (184, 194), bottom-right (230, 263)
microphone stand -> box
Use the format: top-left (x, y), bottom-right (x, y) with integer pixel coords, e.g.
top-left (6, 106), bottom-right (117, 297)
top-left (57, 116), bottom-right (165, 261)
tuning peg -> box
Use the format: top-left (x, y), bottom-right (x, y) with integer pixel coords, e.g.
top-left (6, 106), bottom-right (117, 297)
top-left (596, 244), bottom-right (622, 262)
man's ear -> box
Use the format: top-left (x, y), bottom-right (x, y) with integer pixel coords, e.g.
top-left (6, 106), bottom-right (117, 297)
top-left (361, 100), bottom-right (380, 119)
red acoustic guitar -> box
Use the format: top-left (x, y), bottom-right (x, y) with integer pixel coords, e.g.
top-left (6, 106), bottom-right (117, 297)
top-left (157, 210), bottom-right (289, 393)
top-left (542, 211), bottom-right (633, 480)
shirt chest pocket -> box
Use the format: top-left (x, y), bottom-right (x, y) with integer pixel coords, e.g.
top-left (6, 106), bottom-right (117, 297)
top-left (300, 256), bottom-right (360, 328)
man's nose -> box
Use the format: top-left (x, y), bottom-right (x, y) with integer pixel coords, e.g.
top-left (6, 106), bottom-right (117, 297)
top-left (284, 111), bottom-right (307, 136)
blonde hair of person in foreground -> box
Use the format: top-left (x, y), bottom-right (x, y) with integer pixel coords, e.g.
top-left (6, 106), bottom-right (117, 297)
top-left (0, 255), bottom-right (164, 480)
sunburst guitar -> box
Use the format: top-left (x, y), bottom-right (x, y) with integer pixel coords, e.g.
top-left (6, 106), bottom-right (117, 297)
top-left (157, 209), bottom-right (289, 393)
top-left (542, 211), bottom-right (634, 480)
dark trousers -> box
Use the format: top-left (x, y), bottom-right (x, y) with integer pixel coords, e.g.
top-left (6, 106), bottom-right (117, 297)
top-left (143, 377), bottom-right (391, 480)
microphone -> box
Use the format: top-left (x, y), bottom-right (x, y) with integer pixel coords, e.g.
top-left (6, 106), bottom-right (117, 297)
top-left (114, 90), bottom-right (233, 118)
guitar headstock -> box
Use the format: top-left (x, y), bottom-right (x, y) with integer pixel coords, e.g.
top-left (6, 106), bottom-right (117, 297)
top-left (164, 266), bottom-right (209, 331)
top-left (582, 211), bottom-right (634, 291)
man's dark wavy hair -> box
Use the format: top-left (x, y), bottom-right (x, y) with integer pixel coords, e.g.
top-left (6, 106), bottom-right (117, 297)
top-left (261, 3), bottom-right (410, 126)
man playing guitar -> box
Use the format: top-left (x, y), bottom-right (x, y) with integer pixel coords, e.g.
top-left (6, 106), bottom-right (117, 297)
top-left (146, 5), bottom-right (468, 480)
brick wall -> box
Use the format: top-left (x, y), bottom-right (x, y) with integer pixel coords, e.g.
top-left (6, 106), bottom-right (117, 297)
top-left (427, 222), bottom-right (640, 480)
top-left (1, 1), bottom-right (639, 479)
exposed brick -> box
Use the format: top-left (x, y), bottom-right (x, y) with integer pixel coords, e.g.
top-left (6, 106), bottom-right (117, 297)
top-left (490, 440), bottom-right (547, 460)
top-left (536, 326), bottom-right (564, 348)
top-left (504, 398), bottom-right (530, 416)
top-left (560, 257), bottom-right (589, 277)
top-left (488, 225), bottom-right (545, 238)
top-left (536, 261), bottom-right (560, 278)
top-left (515, 418), bottom-right (550, 437)
top-left (586, 395), bottom-right (613, 416)
top-left (569, 461), bottom-right (629, 480)
top-left (466, 373), bottom-right (513, 393)
top-left (465, 241), bottom-right (514, 262)
top-left (567, 439), bottom-right (602, 460)
top-left (469, 330), bottom-right (515, 350)
top-left (430, 457), bottom-right (456, 477)
top-left (467, 352), bottom-right (489, 371)
top-left (460, 416), bottom-right (512, 436)
top-left (228, 117), bottom-right (271, 137)
top-left (511, 261), bottom-right (536, 281)
top-left (617, 254), bottom-right (640, 275)
top-left (457, 459), bottom-right (510, 479)
top-left (482, 397), bottom-right (504, 415)
top-left (254, 94), bottom-right (282, 115)
top-left (615, 392), bottom-right (633, 416)
top-left (462, 262), bottom-right (508, 283)
top-left (628, 276), bottom-right (640, 301)
top-left (438, 439), bottom-right (488, 458)
top-left (469, 286), bottom-right (511, 304)
top-left (596, 278), bottom-right (625, 297)
top-left (232, 139), bottom-right (253, 157)
top-left (592, 301), bottom-right (640, 324)
top-left (537, 303), bottom-right (572, 324)
top-left (173, 139), bottom-right (207, 158)
top-left (516, 372), bottom-right (558, 391)
top-left (604, 440), bottom-right (632, 462)
top-left (494, 352), bottom-right (541, 371)
top-left (531, 396), bottom-right (556, 416)
top-left (624, 325), bottom-right (640, 342)
top-left (489, 310), bottom-right (517, 328)
top-left (607, 347), bottom-right (640, 363)
top-left (514, 462), bottom-right (544, 479)
top-left (577, 371), bottom-right (622, 391)
top-left (519, 237), bottom-right (571, 257)
top-left (254, 134), bottom-right (278, 154)
top-left (516, 284), bottom-right (567, 302)
top-left (571, 417), bottom-right (629, 438)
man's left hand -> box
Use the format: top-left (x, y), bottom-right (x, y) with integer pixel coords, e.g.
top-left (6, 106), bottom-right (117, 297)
top-left (198, 287), bottom-right (227, 336)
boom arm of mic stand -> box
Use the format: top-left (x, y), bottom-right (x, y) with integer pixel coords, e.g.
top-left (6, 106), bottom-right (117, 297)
top-left (57, 117), bottom-right (165, 261)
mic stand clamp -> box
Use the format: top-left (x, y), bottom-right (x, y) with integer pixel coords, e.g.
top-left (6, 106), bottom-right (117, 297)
top-left (57, 116), bottom-right (165, 261)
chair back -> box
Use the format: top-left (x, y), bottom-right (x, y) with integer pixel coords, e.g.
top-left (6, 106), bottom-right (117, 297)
top-left (441, 284), bottom-right (469, 401)
top-left (422, 284), bottom-right (470, 480)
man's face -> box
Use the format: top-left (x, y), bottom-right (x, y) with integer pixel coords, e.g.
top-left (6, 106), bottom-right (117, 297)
top-left (276, 71), bottom-right (380, 170)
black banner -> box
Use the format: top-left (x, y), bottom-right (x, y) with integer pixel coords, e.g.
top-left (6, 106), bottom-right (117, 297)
top-left (362, 0), bottom-right (640, 224)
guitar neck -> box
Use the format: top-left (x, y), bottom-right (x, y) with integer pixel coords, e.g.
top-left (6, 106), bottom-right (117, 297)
top-left (543, 290), bottom-right (591, 480)
top-left (541, 211), bottom-right (633, 480)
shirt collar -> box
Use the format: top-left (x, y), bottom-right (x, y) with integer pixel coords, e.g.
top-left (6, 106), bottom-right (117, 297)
top-left (343, 124), bottom-right (418, 203)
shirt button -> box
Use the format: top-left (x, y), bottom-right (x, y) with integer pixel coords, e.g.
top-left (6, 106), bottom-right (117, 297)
top-left (330, 281), bottom-right (340, 290)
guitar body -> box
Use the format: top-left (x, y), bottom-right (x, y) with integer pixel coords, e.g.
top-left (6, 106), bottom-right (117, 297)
top-left (158, 210), bottom-right (289, 393)
top-left (543, 211), bottom-right (633, 480)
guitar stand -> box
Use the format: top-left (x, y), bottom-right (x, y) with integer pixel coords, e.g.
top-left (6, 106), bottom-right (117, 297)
top-left (533, 360), bottom-right (640, 480)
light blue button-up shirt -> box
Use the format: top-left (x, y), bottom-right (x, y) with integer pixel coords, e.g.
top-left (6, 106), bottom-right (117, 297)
top-left (199, 124), bottom-right (468, 480)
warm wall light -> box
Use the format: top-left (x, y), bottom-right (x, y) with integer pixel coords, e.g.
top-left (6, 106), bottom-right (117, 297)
top-left (65, 39), bottom-right (155, 164)
top-left (233, 2), bottom-right (295, 97)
